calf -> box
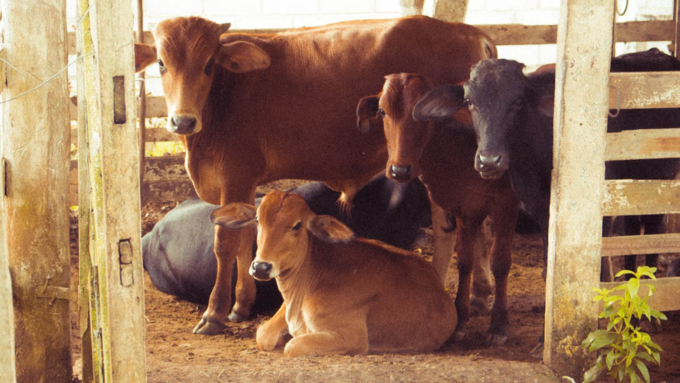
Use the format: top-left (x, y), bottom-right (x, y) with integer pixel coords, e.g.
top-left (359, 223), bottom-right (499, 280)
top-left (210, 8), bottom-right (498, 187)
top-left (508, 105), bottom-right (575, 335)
top-left (212, 190), bottom-right (457, 356)
top-left (134, 16), bottom-right (496, 334)
top-left (356, 73), bottom-right (518, 345)
top-left (413, 49), bottom-right (680, 277)
top-left (142, 174), bottom-right (431, 306)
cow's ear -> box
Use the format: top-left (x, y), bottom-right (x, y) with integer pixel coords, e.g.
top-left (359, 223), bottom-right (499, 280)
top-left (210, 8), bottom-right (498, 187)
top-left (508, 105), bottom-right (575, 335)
top-left (211, 203), bottom-right (257, 230)
top-left (134, 43), bottom-right (157, 73)
top-left (307, 215), bottom-right (355, 244)
top-left (220, 23), bottom-right (232, 34)
top-left (413, 85), bottom-right (466, 121)
top-left (217, 40), bottom-right (271, 74)
top-left (534, 94), bottom-right (555, 117)
top-left (356, 96), bottom-right (382, 134)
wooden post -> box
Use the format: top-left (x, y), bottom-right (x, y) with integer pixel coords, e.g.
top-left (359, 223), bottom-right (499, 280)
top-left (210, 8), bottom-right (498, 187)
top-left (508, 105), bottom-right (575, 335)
top-left (424, 0), bottom-right (469, 22)
top-left (0, 190), bottom-right (16, 383)
top-left (544, 0), bottom-right (614, 378)
top-left (399, 0), bottom-right (424, 15)
top-left (137, 0), bottom-right (147, 200)
top-left (77, 0), bottom-right (147, 381)
top-left (0, 0), bottom-right (71, 381)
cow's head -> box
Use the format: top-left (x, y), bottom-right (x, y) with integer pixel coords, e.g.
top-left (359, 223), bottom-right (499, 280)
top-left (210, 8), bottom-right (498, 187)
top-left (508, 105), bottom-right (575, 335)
top-left (414, 59), bottom-right (554, 179)
top-left (211, 191), bottom-right (355, 281)
top-left (356, 73), bottom-right (435, 183)
top-left (134, 17), bottom-right (271, 135)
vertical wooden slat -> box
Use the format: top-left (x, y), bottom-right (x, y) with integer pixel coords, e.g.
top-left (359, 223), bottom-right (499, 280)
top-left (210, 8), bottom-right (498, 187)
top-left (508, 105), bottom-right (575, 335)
top-left (1, 0), bottom-right (71, 381)
top-left (429, 0), bottom-right (469, 22)
top-left (674, 0), bottom-right (680, 57)
top-left (78, 0), bottom-right (147, 381)
top-left (0, 170), bottom-right (16, 382)
top-left (137, 0), bottom-right (147, 201)
top-left (544, 0), bottom-right (614, 378)
top-left (76, 0), bottom-right (95, 380)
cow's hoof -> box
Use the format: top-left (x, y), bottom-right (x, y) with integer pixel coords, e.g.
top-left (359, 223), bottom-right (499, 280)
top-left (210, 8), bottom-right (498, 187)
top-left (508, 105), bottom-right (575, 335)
top-left (485, 332), bottom-right (507, 346)
top-left (228, 311), bottom-right (249, 323)
top-left (193, 318), bottom-right (227, 335)
top-left (453, 330), bottom-right (467, 342)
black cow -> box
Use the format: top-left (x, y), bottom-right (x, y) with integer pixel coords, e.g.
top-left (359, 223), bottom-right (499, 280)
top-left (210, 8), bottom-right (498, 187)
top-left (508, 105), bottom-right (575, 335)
top-left (142, 173), bottom-right (432, 309)
top-left (413, 48), bottom-right (680, 277)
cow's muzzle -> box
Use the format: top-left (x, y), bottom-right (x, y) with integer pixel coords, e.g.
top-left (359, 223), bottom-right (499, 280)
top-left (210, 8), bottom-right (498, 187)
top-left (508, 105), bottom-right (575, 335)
top-left (250, 261), bottom-right (273, 281)
top-left (389, 164), bottom-right (412, 182)
top-left (168, 114), bottom-right (198, 135)
top-left (475, 151), bottom-right (507, 180)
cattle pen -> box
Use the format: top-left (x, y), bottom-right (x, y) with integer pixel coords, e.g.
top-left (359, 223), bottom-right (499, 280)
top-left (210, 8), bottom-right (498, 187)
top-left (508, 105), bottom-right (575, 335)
top-left (1, 0), bottom-right (680, 382)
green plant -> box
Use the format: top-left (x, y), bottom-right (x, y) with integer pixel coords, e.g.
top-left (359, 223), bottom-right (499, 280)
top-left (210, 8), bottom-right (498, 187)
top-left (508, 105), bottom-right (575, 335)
top-left (582, 266), bottom-right (666, 383)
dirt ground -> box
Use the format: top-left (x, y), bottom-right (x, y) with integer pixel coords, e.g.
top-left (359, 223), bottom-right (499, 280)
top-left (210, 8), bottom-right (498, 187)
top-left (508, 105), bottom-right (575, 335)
top-left (70, 194), bottom-right (680, 383)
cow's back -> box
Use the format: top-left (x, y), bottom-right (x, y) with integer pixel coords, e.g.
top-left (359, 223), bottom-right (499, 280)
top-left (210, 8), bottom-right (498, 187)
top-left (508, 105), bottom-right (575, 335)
top-left (204, 17), bottom-right (495, 190)
top-left (308, 238), bottom-right (457, 352)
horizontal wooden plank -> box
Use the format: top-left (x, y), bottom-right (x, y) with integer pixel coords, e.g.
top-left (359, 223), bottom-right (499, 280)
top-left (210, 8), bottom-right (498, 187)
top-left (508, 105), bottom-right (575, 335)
top-left (70, 95), bottom-right (167, 121)
top-left (601, 233), bottom-right (680, 256)
top-left (605, 128), bottom-right (680, 161)
top-left (600, 277), bottom-right (680, 312)
top-left (66, 20), bottom-right (675, 56)
top-left (603, 179), bottom-right (680, 216)
top-left (609, 72), bottom-right (680, 109)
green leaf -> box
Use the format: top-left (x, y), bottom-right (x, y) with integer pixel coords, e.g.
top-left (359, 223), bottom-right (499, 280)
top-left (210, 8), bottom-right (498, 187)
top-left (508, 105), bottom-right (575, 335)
top-left (635, 359), bottom-right (651, 383)
top-left (606, 350), bottom-right (618, 370)
top-left (616, 269), bottom-right (636, 278)
top-left (627, 278), bottom-right (640, 299)
top-left (630, 370), bottom-right (643, 383)
top-left (635, 352), bottom-right (656, 364)
top-left (583, 358), bottom-right (606, 383)
top-left (588, 331), bottom-right (617, 351)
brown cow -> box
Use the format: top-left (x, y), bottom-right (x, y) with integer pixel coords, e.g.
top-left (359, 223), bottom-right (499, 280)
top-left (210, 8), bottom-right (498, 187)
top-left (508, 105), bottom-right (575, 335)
top-left (211, 190), bottom-right (457, 356)
top-left (356, 73), bottom-right (518, 345)
top-left (134, 16), bottom-right (495, 335)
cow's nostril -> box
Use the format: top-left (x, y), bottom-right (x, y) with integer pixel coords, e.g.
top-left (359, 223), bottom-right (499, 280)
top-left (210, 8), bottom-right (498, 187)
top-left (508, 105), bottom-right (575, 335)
top-left (250, 261), bottom-right (273, 280)
top-left (171, 115), bottom-right (197, 134)
top-left (389, 165), bottom-right (412, 181)
top-left (478, 153), bottom-right (502, 169)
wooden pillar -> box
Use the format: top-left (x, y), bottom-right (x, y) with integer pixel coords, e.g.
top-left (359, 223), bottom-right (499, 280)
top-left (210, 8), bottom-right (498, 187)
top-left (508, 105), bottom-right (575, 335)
top-left (544, 0), bottom-right (614, 378)
top-left (399, 0), bottom-right (425, 16)
top-left (0, 194), bottom-right (16, 382)
top-left (424, 0), bottom-right (469, 22)
top-left (77, 0), bottom-right (147, 381)
top-left (0, 0), bottom-right (71, 381)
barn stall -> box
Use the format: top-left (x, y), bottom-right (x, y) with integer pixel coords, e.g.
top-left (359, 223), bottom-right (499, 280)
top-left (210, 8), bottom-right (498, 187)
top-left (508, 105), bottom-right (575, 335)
top-left (1, 0), bottom-right (680, 381)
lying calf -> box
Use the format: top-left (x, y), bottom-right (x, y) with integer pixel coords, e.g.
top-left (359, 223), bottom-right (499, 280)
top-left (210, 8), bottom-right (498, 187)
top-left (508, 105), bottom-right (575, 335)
top-left (212, 190), bottom-right (457, 356)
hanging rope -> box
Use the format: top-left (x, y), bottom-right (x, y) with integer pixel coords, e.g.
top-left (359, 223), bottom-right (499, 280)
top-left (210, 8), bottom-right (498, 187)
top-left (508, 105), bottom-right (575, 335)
top-left (617, 0), bottom-right (629, 16)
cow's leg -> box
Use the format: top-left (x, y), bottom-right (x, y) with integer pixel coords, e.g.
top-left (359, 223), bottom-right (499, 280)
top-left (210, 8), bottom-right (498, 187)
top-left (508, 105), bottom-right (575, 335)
top-left (430, 200), bottom-right (456, 284)
top-left (453, 217), bottom-right (477, 340)
top-left (470, 219), bottom-right (492, 316)
top-left (485, 193), bottom-right (517, 346)
top-left (194, 186), bottom-right (257, 335)
top-left (284, 327), bottom-right (369, 357)
top-left (256, 303), bottom-right (289, 351)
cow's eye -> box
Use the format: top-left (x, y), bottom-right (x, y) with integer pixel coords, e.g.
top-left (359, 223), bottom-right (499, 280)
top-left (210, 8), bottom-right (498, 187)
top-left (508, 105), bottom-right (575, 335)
top-left (292, 221), bottom-right (302, 231)
top-left (465, 99), bottom-right (473, 108)
top-left (378, 109), bottom-right (386, 118)
top-left (205, 59), bottom-right (214, 76)
top-left (158, 59), bottom-right (166, 74)
top-left (513, 98), bottom-right (525, 108)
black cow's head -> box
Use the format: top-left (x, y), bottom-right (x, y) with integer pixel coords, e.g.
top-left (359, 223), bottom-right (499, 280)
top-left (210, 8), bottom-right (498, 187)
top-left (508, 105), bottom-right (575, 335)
top-left (414, 59), bottom-right (554, 179)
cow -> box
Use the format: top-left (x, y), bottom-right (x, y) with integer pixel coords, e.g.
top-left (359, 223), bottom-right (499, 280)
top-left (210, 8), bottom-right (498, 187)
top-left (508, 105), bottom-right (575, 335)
top-left (356, 73), bottom-right (519, 345)
top-left (412, 49), bottom-right (680, 279)
top-left (134, 15), bottom-right (496, 335)
top-left (211, 190), bottom-right (457, 356)
top-left (142, 173), bottom-right (431, 306)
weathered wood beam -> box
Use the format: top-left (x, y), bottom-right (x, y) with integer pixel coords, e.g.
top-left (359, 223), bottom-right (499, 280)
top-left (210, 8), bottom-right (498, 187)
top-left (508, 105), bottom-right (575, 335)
top-left (78, 0), bottom-right (147, 380)
top-left (609, 71), bottom-right (680, 109)
top-left (544, 0), bottom-right (614, 376)
top-left (603, 179), bottom-right (680, 216)
top-left (601, 233), bottom-right (680, 256)
top-left (1, 0), bottom-right (71, 381)
top-left (605, 128), bottom-right (680, 161)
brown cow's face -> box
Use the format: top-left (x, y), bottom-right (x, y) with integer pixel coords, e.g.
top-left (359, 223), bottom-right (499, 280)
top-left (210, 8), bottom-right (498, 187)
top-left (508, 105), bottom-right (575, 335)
top-left (378, 74), bottom-right (434, 183)
top-left (253, 191), bottom-right (354, 281)
top-left (134, 17), bottom-right (271, 135)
